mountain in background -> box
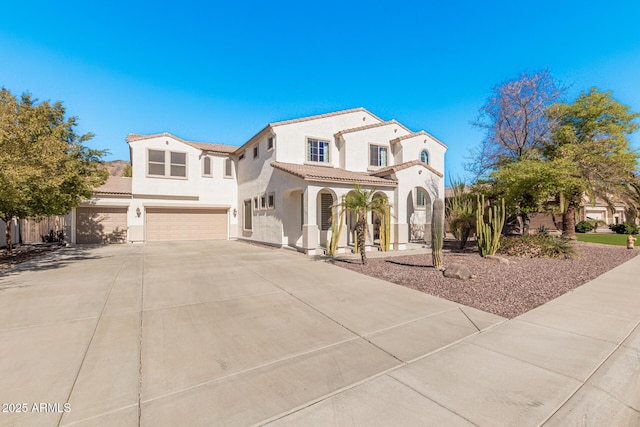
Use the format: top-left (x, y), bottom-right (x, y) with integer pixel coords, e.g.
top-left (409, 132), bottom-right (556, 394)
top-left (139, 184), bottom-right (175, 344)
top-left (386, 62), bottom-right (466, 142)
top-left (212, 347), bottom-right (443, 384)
top-left (103, 160), bottom-right (131, 177)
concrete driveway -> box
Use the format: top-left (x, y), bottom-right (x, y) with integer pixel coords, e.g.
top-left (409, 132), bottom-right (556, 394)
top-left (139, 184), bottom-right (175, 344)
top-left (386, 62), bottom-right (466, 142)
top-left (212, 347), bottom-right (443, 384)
top-left (0, 241), bottom-right (503, 426)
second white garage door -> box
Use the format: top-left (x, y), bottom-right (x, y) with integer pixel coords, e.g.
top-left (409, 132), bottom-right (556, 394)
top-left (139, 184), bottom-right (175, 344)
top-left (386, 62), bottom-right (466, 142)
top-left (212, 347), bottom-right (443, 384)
top-left (145, 207), bottom-right (228, 241)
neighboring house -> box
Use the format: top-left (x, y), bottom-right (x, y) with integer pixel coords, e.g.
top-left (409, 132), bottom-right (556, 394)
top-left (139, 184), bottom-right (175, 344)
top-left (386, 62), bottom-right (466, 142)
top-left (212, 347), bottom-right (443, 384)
top-left (68, 108), bottom-right (447, 255)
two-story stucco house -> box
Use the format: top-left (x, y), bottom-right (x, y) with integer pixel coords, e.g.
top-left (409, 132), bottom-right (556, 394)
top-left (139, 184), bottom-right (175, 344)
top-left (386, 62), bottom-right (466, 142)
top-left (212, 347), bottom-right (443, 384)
top-left (69, 108), bottom-right (447, 255)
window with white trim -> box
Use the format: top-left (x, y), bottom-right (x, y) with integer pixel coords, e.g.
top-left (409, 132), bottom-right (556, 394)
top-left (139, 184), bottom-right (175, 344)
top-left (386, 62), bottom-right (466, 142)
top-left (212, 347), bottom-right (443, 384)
top-left (369, 145), bottom-right (388, 167)
top-left (253, 145), bottom-right (259, 159)
top-left (243, 200), bottom-right (252, 230)
top-left (253, 197), bottom-right (259, 210)
top-left (203, 156), bottom-right (212, 177)
top-left (267, 137), bottom-right (274, 151)
top-left (260, 195), bottom-right (266, 209)
top-left (148, 149), bottom-right (187, 178)
top-left (239, 152), bottom-right (245, 160)
top-left (307, 138), bottom-right (329, 163)
top-left (148, 150), bottom-right (165, 176)
top-left (267, 193), bottom-right (275, 209)
top-left (420, 150), bottom-right (429, 164)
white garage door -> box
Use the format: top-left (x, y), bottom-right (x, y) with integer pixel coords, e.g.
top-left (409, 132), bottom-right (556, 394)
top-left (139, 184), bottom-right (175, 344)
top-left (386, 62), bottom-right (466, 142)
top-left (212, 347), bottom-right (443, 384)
top-left (76, 207), bottom-right (128, 244)
top-left (145, 207), bottom-right (228, 241)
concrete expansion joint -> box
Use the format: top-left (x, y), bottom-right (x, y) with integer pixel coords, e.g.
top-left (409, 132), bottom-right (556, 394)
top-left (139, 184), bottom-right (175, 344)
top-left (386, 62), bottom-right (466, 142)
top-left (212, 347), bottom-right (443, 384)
top-left (539, 319), bottom-right (640, 425)
top-left (57, 259), bottom-right (127, 427)
top-left (137, 245), bottom-right (146, 426)
top-left (140, 335), bottom-right (365, 405)
top-left (386, 375), bottom-right (481, 427)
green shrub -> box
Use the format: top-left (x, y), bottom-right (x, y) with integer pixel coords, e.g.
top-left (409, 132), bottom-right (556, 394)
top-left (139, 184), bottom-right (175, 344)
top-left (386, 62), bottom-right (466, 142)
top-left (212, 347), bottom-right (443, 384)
top-left (575, 221), bottom-right (594, 233)
top-left (609, 222), bottom-right (639, 235)
top-left (498, 234), bottom-right (577, 258)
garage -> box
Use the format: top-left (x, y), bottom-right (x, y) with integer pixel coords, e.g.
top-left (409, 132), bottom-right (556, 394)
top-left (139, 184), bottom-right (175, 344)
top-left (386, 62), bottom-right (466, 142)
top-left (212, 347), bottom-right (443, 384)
top-left (145, 207), bottom-right (228, 241)
top-left (76, 207), bottom-right (128, 244)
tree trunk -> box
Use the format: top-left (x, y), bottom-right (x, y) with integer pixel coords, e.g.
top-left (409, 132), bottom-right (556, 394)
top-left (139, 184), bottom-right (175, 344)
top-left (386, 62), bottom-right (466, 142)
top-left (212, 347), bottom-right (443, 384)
top-left (357, 216), bottom-right (367, 265)
top-left (522, 212), bottom-right (531, 235)
top-left (562, 201), bottom-right (578, 239)
top-left (4, 216), bottom-right (13, 252)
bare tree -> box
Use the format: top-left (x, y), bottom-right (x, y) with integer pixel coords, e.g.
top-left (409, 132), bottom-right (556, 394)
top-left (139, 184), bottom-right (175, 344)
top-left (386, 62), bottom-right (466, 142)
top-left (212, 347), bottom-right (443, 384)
top-left (469, 70), bottom-right (566, 177)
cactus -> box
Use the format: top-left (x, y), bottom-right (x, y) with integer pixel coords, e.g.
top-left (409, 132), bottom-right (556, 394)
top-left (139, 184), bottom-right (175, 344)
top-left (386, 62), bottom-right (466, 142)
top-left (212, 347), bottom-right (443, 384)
top-left (476, 195), bottom-right (506, 257)
top-left (431, 199), bottom-right (444, 269)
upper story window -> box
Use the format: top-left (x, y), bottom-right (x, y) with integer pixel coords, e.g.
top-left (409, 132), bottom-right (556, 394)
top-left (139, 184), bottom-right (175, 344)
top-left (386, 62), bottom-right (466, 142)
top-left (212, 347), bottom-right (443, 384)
top-left (267, 192), bottom-right (275, 209)
top-left (370, 145), bottom-right (388, 167)
top-left (307, 138), bottom-right (329, 163)
top-left (203, 156), bottom-right (212, 177)
top-left (253, 145), bottom-right (259, 159)
top-left (170, 152), bottom-right (187, 177)
top-left (267, 137), bottom-right (274, 151)
top-left (224, 158), bottom-right (233, 178)
top-left (420, 150), bottom-right (429, 164)
top-left (239, 152), bottom-right (245, 161)
top-left (148, 149), bottom-right (187, 178)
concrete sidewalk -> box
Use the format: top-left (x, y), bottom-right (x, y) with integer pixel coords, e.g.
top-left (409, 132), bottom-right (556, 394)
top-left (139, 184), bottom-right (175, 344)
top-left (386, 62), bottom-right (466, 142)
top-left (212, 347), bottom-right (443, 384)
top-left (0, 241), bottom-right (637, 426)
top-left (271, 253), bottom-right (640, 426)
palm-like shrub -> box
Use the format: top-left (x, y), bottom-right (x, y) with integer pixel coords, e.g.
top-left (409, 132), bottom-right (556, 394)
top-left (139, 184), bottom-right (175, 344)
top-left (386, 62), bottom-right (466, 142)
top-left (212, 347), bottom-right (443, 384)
top-left (445, 181), bottom-right (475, 249)
top-left (344, 185), bottom-right (386, 265)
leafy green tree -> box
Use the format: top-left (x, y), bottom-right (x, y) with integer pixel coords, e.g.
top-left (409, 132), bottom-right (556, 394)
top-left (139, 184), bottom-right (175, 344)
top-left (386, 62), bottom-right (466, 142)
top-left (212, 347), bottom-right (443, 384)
top-left (0, 88), bottom-right (107, 251)
top-left (122, 164), bottom-right (132, 177)
top-left (488, 159), bottom-right (564, 234)
top-left (344, 185), bottom-right (384, 265)
top-left (545, 88), bottom-right (639, 239)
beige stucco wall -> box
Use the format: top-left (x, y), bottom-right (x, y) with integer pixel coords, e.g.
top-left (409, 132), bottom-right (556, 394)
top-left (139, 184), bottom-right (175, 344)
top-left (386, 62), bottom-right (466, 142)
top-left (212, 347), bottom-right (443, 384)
top-left (273, 110), bottom-right (382, 166)
top-left (128, 135), bottom-right (238, 242)
top-left (339, 124), bottom-right (410, 171)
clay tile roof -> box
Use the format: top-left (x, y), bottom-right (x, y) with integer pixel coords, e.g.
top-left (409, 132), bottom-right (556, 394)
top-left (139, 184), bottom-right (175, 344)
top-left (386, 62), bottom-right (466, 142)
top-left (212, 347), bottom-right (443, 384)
top-left (94, 177), bottom-right (132, 195)
top-left (334, 120), bottom-right (411, 137)
top-left (271, 162), bottom-right (397, 187)
top-left (182, 141), bottom-right (237, 154)
top-left (389, 131), bottom-right (448, 149)
top-left (125, 132), bottom-right (237, 154)
top-left (371, 160), bottom-right (443, 178)
top-left (270, 107), bottom-right (383, 127)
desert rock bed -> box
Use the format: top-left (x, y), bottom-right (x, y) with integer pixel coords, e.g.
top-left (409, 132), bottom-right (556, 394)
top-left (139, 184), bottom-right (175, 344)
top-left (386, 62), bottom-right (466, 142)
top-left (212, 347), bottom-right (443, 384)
top-left (331, 241), bottom-right (639, 319)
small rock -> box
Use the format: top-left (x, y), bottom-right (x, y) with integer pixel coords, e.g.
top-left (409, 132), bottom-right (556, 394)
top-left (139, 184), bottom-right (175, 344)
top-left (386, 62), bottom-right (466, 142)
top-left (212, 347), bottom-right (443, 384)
top-left (485, 255), bottom-right (510, 265)
top-left (443, 263), bottom-right (473, 280)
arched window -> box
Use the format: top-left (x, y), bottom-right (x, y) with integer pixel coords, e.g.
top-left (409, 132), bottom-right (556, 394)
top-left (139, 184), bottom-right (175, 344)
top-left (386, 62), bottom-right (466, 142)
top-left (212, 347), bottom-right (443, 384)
top-left (203, 156), bottom-right (212, 176)
top-left (420, 150), bottom-right (429, 164)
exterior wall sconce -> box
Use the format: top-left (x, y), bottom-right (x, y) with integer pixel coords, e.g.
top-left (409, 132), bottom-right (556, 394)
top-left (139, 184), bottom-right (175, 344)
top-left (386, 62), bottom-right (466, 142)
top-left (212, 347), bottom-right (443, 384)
top-left (136, 207), bottom-right (141, 217)
top-left (233, 208), bottom-right (237, 217)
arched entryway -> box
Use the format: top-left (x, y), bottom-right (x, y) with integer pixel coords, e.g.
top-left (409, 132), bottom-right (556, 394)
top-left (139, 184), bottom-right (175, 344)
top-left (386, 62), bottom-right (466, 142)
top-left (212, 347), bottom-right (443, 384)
top-left (407, 186), bottom-right (431, 242)
top-left (316, 188), bottom-right (337, 247)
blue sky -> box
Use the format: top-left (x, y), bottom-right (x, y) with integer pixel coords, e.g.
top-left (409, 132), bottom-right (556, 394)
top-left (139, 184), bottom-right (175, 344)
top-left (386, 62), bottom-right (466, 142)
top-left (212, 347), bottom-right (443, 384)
top-left (2, 1), bottom-right (639, 184)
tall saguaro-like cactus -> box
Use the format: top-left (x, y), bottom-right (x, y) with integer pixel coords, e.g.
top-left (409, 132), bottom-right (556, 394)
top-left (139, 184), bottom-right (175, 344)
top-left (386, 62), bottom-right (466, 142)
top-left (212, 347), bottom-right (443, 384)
top-left (476, 195), bottom-right (506, 257)
top-left (431, 199), bottom-right (445, 269)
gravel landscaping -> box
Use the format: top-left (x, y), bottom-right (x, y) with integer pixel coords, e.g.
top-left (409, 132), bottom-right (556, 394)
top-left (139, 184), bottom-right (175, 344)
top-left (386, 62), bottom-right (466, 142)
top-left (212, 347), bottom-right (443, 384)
top-left (331, 241), bottom-right (639, 319)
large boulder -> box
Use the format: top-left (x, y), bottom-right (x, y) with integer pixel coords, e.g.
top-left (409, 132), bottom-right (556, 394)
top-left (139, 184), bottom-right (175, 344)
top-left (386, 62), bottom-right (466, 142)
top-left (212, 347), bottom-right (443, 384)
top-left (443, 263), bottom-right (473, 280)
top-left (485, 255), bottom-right (510, 265)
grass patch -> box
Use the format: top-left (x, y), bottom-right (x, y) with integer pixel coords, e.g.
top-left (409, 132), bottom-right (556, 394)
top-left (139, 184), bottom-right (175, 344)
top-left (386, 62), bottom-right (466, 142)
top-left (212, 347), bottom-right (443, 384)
top-left (576, 233), bottom-right (630, 246)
